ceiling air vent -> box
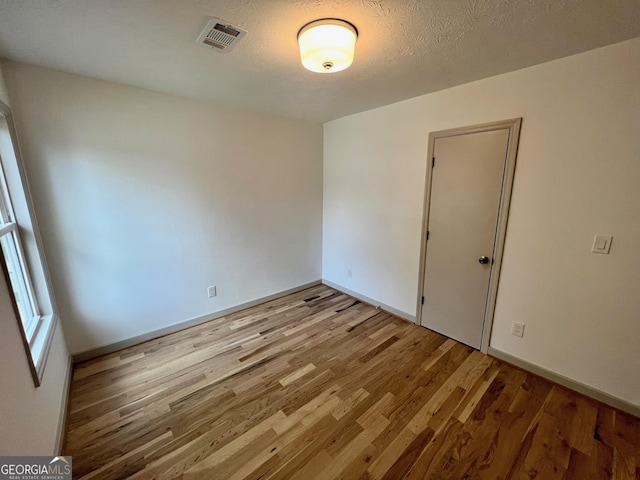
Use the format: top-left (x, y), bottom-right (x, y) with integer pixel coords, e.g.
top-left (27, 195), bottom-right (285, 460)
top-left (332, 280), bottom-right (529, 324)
top-left (196, 18), bottom-right (247, 53)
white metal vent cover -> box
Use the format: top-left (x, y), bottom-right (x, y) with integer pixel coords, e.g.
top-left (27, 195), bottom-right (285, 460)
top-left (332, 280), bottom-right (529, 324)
top-left (196, 18), bottom-right (247, 52)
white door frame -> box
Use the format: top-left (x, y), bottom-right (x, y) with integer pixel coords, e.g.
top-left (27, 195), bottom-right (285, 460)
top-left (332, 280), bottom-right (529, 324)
top-left (416, 118), bottom-right (522, 353)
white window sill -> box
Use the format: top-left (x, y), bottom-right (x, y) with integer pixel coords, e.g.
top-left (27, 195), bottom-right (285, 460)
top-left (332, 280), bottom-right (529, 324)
top-left (29, 313), bottom-right (58, 385)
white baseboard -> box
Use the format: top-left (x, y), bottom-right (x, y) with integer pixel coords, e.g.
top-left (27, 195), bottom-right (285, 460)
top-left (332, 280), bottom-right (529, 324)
top-left (321, 279), bottom-right (416, 323)
top-left (72, 280), bottom-right (322, 363)
top-left (488, 347), bottom-right (640, 417)
top-left (54, 354), bottom-right (72, 455)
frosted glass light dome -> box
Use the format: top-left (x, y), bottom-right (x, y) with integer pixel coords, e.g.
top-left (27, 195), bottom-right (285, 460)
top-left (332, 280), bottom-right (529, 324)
top-left (297, 19), bottom-right (358, 73)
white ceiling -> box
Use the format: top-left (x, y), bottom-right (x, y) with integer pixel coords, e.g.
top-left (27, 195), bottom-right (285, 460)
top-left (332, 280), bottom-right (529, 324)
top-left (0, 0), bottom-right (638, 122)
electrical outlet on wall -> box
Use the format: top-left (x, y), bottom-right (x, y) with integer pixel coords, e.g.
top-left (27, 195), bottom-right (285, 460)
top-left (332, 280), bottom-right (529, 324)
top-left (207, 285), bottom-right (217, 298)
top-left (347, 269), bottom-right (353, 277)
top-left (591, 234), bottom-right (613, 254)
top-left (511, 322), bottom-right (525, 338)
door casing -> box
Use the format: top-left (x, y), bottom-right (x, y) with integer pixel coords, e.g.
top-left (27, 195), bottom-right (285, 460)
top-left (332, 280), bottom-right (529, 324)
top-left (416, 118), bottom-right (522, 353)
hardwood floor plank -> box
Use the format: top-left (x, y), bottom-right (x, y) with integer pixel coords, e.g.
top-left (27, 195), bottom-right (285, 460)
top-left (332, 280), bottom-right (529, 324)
top-left (288, 450), bottom-right (333, 480)
top-left (279, 362), bottom-right (316, 386)
top-left (64, 285), bottom-right (640, 480)
top-left (366, 426), bottom-right (416, 479)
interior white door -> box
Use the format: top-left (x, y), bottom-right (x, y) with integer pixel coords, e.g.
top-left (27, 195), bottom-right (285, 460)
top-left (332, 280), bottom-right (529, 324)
top-left (420, 129), bottom-right (509, 349)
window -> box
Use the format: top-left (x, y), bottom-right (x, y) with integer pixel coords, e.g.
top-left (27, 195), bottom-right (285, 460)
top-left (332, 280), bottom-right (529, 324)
top-left (0, 170), bottom-right (41, 339)
top-left (0, 99), bottom-right (57, 386)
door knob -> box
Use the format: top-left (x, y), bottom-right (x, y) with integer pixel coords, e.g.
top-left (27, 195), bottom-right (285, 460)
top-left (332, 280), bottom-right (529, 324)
top-left (478, 256), bottom-right (490, 264)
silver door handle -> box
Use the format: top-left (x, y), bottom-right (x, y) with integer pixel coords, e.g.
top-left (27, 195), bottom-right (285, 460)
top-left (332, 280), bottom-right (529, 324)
top-left (478, 256), bottom-right (490, 264)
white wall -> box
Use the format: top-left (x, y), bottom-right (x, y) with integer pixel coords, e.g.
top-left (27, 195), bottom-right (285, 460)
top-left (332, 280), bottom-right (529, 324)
top-left (323, 38), bottom-right (640, 406)
top-left (2, 61), bottom-right (323, 355)
top-left (0, 274), bottom-right (69, 454)
top-left (0, 63), bottom-right (70, 455)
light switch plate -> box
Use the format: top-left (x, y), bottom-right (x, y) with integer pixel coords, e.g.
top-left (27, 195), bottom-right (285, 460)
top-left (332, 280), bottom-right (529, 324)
top-left (591, 235), bottom-right (613, 254)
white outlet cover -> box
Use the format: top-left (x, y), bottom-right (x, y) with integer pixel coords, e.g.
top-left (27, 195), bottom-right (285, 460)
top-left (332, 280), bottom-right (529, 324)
top-left (208, 286), bottom-right (217, 298)
top-left (591, 235), bottom-right (613, 254)
top-left (511, 322), bottom-right (525, 337)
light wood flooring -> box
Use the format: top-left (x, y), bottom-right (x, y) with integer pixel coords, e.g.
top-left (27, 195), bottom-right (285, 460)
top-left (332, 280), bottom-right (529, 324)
top-left (65, 285), bottom-right (640, 479)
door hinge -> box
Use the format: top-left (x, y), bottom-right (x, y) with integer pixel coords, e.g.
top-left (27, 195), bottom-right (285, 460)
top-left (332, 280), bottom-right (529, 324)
top-left (421, 296), bottom-right (424, 305)
top-left (426, 230), bottom-right (430, 240)
top-left (432, 157), bottom-right (435, 168)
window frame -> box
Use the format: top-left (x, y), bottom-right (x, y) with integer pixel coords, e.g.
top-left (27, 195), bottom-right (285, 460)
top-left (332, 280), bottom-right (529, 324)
top-left (0, 227), bottom-right (41, 333)
top-left (0, 99), bottom-right (58, 387)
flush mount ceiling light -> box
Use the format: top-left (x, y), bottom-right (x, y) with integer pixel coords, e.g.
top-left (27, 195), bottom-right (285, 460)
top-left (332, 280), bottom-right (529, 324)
top-left (297, 19), bottom-right (358, 73)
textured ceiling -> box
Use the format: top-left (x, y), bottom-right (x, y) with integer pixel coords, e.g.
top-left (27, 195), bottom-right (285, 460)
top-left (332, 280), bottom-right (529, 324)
top-left (0, 0), bottom-right (639, 122)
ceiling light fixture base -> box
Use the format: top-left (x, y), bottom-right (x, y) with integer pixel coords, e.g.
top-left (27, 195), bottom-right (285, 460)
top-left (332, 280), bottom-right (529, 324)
top-left (297, 18), bottom-right (358, 73)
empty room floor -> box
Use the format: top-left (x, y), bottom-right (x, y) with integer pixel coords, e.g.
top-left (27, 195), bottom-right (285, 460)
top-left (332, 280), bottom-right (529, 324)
top-left (64, 285), bottom-right (639, 479)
